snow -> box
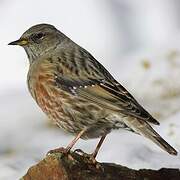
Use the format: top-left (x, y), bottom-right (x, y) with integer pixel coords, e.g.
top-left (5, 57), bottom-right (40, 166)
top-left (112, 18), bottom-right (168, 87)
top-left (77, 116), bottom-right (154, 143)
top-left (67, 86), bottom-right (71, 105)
top-left (0, 1), bottom-right (180, 179)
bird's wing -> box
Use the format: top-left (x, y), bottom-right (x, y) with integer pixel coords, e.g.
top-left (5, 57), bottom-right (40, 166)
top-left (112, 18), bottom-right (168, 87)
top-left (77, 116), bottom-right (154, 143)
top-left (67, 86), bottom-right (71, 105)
top-left (54, 47), bottom-right (159, 125)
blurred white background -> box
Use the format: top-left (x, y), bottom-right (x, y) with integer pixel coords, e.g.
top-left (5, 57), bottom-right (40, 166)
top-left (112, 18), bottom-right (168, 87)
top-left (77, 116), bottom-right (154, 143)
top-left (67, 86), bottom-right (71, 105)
top-left (0, 0), bottom-right (180, 179)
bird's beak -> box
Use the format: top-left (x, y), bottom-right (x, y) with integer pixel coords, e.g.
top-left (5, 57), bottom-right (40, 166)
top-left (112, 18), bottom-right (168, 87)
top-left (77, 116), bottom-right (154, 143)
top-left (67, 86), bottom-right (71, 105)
top-left (8, 38), bottom-right (29, 46)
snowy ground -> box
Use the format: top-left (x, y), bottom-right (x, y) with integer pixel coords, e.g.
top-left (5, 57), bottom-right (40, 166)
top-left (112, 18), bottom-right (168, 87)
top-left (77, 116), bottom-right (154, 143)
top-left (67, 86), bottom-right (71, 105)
top-left (0, 47), bottom-right (180, 179)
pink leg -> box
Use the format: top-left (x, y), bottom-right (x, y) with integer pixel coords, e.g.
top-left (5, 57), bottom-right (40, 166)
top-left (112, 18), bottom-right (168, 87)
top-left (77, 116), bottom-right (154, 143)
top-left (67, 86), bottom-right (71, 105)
top-left (75, 134), bottom-right (107, 160)
top-left (91, 134), bottom-right (107, 159)
top-left (47, 129), bottom-right (86, 155)
top-left (65, 129), bottom-right (86, 152)
top-left (75, 134), bottom-right (107, 170)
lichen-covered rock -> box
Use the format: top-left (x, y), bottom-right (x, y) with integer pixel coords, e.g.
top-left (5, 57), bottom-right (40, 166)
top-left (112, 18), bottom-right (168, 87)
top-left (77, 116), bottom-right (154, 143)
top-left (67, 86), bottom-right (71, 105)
top-left (21, 151), bottom-right (180, 180)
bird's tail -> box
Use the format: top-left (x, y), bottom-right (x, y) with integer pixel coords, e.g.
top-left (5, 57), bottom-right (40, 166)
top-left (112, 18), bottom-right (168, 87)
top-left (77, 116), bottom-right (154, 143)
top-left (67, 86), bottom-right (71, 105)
top-left (124, 118), bottom-right (178, 155)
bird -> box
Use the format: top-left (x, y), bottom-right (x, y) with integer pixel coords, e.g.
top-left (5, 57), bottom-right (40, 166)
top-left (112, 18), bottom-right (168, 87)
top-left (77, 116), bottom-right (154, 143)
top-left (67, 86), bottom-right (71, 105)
top-left (9, 23), bottom-right (177, 160)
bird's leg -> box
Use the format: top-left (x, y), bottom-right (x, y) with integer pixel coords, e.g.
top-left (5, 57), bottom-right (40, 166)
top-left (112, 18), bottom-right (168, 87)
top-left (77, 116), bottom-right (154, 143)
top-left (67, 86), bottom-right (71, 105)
top-left (75, 134), bottom-right (107, 166)
top-left (47, 129), bottom-right (86, 155)
top-left (75, 135), bottom-right (107, 170)
top-left (65, 129), bottom-right (86, 152)
top-left (91, 134), bottom-right (106, 159)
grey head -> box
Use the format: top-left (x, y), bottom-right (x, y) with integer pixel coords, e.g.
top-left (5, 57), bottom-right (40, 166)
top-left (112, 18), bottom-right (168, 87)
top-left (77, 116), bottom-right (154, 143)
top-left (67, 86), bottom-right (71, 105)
top-left (9, 24), bottom-right (67, 64)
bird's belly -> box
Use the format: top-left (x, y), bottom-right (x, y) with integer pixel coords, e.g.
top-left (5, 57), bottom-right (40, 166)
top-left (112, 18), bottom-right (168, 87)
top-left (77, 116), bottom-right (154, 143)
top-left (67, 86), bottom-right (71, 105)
top-left (29, 79), bottom-right (124, 139)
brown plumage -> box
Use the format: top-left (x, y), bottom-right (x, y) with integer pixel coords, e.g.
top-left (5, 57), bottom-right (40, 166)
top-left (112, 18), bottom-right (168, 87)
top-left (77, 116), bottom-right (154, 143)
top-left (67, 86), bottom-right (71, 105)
top-left (9, 24), bottom-right (177, 158)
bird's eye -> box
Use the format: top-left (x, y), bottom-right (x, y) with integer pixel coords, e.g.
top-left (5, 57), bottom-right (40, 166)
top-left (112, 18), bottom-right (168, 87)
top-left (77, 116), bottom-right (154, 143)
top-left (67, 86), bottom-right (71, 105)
top-left (35, 33), bottom-right (45, 39)
top-left (31, 33), bottom-right (45, 43)
top-left (31, 33), bottom-right (45, 42)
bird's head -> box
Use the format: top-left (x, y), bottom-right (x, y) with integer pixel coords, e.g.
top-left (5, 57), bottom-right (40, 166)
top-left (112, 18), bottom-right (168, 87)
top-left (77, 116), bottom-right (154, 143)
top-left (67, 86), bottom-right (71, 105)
top-left (9, 23), bottom-right (66, 63)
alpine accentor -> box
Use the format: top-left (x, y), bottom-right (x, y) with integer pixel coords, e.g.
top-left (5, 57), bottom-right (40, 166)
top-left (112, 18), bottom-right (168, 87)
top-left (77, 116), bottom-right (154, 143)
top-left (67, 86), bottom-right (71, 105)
top-left (9, 24), bottom-right (177, 158)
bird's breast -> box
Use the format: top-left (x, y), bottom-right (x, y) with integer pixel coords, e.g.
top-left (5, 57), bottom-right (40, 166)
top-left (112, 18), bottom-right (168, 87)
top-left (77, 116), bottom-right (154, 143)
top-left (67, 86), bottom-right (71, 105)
top-left (27, 61), bottom-right (73, 123)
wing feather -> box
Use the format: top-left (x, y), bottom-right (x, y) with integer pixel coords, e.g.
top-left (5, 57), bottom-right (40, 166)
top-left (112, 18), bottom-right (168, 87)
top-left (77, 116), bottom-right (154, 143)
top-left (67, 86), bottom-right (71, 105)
top-left (53, 46), bottom-right (160, 125)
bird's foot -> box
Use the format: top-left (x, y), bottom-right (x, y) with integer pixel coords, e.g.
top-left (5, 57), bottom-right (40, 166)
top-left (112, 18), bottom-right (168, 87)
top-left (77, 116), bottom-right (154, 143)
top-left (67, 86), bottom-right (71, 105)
top-left (74, 149), bottom-right (103, 170)
top-left (47, 147), bottom-right (75, 161)
top-left (47, 147), bottom-right (68, 155)
top-left (74, 149), bottom-right (96, 162)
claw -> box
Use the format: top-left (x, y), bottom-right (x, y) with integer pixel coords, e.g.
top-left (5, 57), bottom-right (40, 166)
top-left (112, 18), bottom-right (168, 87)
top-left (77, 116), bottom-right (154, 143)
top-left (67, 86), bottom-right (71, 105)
top-left (47, 147), bottom-right (75, 161)
top-left (74, 149), bottom-right (103, 170)
top-left (46, 147), bottom-right (69, 156)
top-left (74, 148), bottom-right (84, 154)
top-left (74, 149), bottom-right (90, 157)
